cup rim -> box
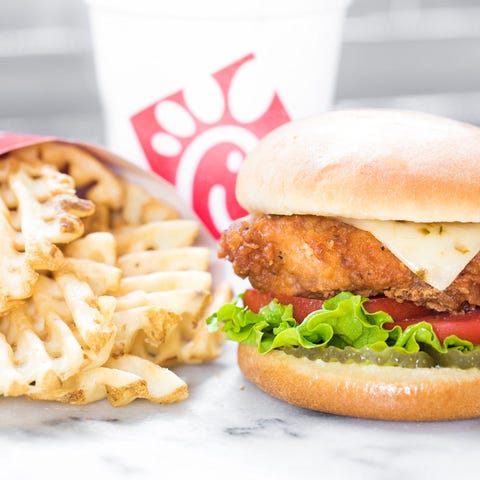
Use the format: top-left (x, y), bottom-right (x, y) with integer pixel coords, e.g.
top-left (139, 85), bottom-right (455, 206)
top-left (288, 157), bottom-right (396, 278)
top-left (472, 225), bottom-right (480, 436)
top-left (85, 0), bottom-right (351, 20)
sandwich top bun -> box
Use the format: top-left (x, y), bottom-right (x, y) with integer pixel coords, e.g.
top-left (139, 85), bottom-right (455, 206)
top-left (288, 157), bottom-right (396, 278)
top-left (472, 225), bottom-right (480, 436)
top-left (236, 109), bottom-right (480, 223)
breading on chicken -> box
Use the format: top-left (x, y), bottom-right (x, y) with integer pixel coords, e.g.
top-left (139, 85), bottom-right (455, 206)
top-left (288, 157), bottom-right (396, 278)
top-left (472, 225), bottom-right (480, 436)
top-left (219, 215), bottom-right (480, 313)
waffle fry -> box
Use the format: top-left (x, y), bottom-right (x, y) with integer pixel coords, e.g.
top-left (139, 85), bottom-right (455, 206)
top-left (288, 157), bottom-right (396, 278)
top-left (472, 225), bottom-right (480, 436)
top-left (5, 159), bottom-right (95, 245)
top-left (0, 272), bottom-right (113, 397)
top-left (115, 289), bottom-right (210, 320)
top-left (63, 232), bottom-right (117, 265)
top-left (109, 182), bottom-right (232, 369)
top-left (119, 181), bottom-right (179, 225)
top-left (31, 274), bottom-right (116, 369)
top-left (112, 306), bottom-right (181, 357)
top-left (118, 247), bottom-right (211, 277)
top-left (117, 270), bottom-right (212, 296)
top-left (82, 203), bottom-right (111, 234)
top-left (10, 142), bottom-right (123, 209)
top-left (39, 142), bottom-right (123, 209)
top-left (53, 269), bottom-right (116, 359)
top-left (30, 354), bottom-right (188, 406)
top-left (0, 156), bottom-right (95, 313)
top-left (0, 196), bottom-right (38, 314)
top-left (131, 282), bottom-right (232, 367)
top-left (113, 219), bottom-right (199, 255)
top-left (64, 259), bottom-right (121, 296)
top-left (0, 141), bottom-right (231, 406)
top-left (0, 305), bottom-right (64, 395)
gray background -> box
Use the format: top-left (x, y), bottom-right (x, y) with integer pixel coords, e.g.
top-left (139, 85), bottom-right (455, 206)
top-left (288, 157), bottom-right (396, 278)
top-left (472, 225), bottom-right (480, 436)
top-left (1, 0), bottom-right (479, 144)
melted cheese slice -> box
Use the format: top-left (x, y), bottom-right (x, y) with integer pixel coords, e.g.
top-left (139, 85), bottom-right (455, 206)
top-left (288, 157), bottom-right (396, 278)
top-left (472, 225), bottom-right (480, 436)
top-left (340, 218), bottom-right (480, 291)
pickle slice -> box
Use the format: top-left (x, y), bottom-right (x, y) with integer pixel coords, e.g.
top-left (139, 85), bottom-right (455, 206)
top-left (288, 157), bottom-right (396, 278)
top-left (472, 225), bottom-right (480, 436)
top-left (426, 347), bottom-right (480, 369)
top-left (283, 345), bottom-right (480, 369)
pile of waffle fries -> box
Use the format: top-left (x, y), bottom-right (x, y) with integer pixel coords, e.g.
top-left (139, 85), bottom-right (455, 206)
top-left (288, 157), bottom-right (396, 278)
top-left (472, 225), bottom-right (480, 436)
top-left (0, 142), bottom-right (231, 406)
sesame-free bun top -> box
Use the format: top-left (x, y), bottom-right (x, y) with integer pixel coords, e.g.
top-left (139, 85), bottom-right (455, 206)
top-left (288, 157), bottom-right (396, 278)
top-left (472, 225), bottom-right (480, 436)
top-left (236, 109), bottom-right (480, 222)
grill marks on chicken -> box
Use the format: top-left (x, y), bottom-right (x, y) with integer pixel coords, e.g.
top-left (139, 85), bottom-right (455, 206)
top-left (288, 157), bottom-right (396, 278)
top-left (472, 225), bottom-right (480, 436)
top-left (219, 215), bottom-right (480, 312)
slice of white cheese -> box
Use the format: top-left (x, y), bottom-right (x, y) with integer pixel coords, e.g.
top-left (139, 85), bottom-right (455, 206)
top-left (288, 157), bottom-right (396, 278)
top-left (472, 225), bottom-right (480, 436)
top-left (339, 218), bottom-right (480, 291)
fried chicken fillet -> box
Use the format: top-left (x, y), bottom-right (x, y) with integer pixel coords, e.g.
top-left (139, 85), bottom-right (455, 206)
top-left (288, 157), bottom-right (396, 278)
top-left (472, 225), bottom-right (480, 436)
top-left (219, 214), bottom-right (480, 313)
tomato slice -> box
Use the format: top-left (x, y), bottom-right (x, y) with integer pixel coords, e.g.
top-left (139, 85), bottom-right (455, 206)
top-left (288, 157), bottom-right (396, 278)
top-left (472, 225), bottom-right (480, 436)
top-left (242, 288), bottom-right (480, 345)
top-left (363, 297), bottom-right (435, 322)
top-left (243, 289), bottom-right (434, 323)
top-left (387, 312), bottom-right (480, 344)
top-left (243, 289), bottom-right (324, 322)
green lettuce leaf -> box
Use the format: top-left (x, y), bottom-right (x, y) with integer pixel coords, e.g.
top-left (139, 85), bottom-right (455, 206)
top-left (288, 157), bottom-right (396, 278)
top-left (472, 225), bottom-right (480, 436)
top-left (206, 292), bottom-right (475, 355)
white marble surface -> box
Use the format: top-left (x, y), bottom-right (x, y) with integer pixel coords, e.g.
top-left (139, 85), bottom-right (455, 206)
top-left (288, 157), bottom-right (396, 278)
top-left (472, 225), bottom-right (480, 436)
top-left (0, 341), bottom-right (479, 480)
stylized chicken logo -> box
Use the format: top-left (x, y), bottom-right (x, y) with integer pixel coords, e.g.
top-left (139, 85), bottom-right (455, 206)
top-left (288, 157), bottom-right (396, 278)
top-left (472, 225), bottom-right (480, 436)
top-left (131, 54), bottom-right (290, 238)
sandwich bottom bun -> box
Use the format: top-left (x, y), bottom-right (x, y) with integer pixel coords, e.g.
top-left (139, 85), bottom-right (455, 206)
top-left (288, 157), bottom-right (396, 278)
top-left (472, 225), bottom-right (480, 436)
top-left (237, 343), bottom-right (480, 421)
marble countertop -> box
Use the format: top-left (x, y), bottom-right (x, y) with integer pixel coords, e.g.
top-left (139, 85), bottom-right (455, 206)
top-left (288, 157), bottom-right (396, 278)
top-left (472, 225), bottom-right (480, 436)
top-left (1, 340), bottom-right (479, 480)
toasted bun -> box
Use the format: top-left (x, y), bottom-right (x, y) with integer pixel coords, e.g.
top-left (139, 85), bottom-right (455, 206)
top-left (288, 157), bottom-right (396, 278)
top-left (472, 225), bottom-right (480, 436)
top-left (236, 109), bottom-right (480, 222)
top-left (238, 343), bottom-right (480, 421)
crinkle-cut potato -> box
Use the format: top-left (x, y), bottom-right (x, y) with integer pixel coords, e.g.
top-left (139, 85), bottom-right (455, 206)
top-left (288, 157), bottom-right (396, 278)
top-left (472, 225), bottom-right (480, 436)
top-left (64, 232), bottom-right (117, 266)
top-left (53, 270), bottom-right (117, 359)
top-left (30, 354), bottom-right (188, 406)
top-left (0, 196), bottom-right (38, 315)
top-left (117, 270), bottom-right (212, 296)
top-left (31, 274), bottom-right (116, 370)
top-left (13, 142), bottom-right (123, 209)
top-left (0, 273), bottom-right (115, 397)
top-left (82, 203), bottom-right (111, 234)
top-left (113, 219), bottom-right (199, 255)
top-left (0, 141), bottom-right (231, 406)
top-left (117, 247), bottom-right (211, 277)
top-left (63, 258), bottom-right (121, 296)
top-left (112, 306), bottom-right (181, 357)
top-left (117, 180), bottom-right (179, 226)
top-left (131, 282), bottom-right (231, 367)
top-left (0, 155), bottom-right (95, 314)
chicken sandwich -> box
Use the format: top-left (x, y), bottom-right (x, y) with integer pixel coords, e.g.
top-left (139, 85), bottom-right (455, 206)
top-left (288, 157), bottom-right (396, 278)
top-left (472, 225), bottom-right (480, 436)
top-left (208, 109), bottom-right (480, 421)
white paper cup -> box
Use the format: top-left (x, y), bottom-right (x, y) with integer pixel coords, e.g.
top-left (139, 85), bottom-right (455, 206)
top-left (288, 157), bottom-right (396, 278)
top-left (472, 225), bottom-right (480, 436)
top-left (86, 0), bottom-right (350, 237)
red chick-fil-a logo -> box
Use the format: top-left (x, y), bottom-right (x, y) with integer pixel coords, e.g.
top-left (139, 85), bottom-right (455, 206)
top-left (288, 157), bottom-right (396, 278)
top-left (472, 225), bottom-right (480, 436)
top-left (130, 54), bottom-right (290, 238)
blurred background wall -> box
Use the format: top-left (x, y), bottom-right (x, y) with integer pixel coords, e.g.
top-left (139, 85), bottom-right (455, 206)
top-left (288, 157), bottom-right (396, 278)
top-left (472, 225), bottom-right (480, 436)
top-left (1, 0), bottom-right (479, 144)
